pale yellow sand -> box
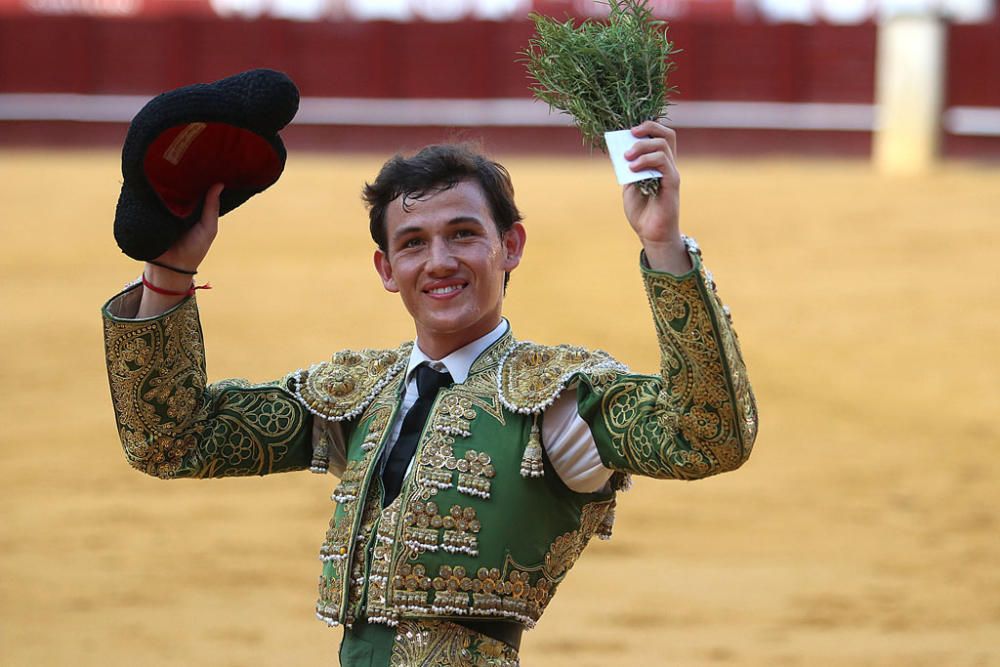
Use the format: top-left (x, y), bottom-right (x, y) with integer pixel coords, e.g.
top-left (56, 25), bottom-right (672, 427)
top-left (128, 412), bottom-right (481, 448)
top-left (1, 149), bottom-right (998, 666)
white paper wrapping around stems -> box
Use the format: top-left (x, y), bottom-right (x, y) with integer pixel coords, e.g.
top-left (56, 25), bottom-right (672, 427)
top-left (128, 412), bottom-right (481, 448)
top-left (604, 129), bottom-right (663, 185)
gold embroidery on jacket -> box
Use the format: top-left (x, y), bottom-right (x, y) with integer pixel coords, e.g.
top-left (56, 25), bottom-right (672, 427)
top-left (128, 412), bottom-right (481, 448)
top-left (600, 267), bottom-right (756, 479)
top-left (103, 295), bottom-right (307, 479)
top-left (498, 342), bottom-right (628, 415)
top-left (346, 480), bottom-right (384, 627)
top-left (294, 344), bottom-right (411, 422)
top-left (389, 619), bottom-right (519, 667)
top-left (365, 331), bottom-right (611, 628)
top-left (317, 371), bottom-right (404, 627)
top-left (367, 334), bottom-right (531, 626)
top-left (541, 500), bottom-right (614, 580)
top-left (367, 495), bottom-right (405, 625)
top-left (326, 331), bottom-right (620, 630)
top-left (426, 563), bottom-right (552, 626)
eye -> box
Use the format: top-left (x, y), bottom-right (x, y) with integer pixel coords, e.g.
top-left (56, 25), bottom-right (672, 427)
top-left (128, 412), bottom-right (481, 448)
top-left (401, 237), bottom-right (424, 249)
top-left (453, 228), bottom-right (476, 239)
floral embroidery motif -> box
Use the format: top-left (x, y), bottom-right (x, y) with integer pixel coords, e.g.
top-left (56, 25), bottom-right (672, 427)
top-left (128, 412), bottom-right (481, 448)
top-left (541, 501), bottom-right (613, 580)
top-left (389, 619), bottom-right (519, 666)
top-left (598, 261), bottom-right (756, 479)
top-left (103, 289), bottom-right (308, 479)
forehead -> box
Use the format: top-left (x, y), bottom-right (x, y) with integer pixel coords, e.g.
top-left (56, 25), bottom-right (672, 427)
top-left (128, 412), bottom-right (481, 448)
top-left (385, 180), bottom-right (493, 232)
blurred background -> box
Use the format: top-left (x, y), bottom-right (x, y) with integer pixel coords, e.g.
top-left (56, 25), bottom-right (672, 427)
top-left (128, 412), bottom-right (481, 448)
top-left (0, 0), bottom-right (998, 157)
top-left (1, 1), bottom-right (998, 666)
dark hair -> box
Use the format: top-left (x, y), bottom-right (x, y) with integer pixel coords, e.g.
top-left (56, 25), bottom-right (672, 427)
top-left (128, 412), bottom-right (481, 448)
top-left (363, 143), bottom-right (523, 253)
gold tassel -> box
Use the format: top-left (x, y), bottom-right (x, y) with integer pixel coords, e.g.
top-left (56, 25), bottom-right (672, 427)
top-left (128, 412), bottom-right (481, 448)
top-left (520, 415), bottom-right (545, 478)
top-left (597, 499), bottom-right (617, 541)
top-left (310, 426), bottom-right (330, 474)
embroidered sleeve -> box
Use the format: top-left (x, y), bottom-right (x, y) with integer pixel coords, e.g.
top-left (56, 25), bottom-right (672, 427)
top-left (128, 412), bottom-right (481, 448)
top-left (577, 241), bottom-right (758, 480)
top-left (102, 285), bottom-right (314, 479)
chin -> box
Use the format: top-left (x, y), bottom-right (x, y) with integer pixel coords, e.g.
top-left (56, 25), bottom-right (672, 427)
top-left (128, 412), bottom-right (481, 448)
top-left (420, 307), bottom-right (491, 335)
top-left (421, 313), bottom-right (477, 335)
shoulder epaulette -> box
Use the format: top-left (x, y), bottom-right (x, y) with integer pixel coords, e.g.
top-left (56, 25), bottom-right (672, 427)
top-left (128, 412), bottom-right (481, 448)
top-left (292, 343), bottom-right (412, 421)
top-left (498, 341), bottom-right (629, 415)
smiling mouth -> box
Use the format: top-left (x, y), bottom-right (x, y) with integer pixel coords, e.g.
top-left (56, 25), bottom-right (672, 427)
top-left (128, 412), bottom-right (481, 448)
top-left (425, 283), bottom-right (467, 296)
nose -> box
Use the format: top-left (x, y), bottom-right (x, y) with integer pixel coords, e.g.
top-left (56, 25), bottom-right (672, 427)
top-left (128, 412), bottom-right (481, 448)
top-left (425, 237), bottom-right (458, 275)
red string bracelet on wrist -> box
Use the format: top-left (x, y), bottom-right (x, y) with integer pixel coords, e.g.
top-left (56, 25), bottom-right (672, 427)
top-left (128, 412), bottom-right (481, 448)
top-left (142, 273), bottom-right (212, 297)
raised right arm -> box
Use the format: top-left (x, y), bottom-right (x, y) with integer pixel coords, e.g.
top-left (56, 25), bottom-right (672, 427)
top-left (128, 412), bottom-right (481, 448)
top-left (103, 285), bottom-right (318, 479)
top-left (103, 184), bottom-right (335, 479)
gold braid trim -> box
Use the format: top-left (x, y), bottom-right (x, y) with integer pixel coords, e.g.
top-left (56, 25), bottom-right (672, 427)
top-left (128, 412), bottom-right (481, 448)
top-left (598, 255), bottom-right (758, 479)
top-left (102, 287), bottom-right (309, 479)
top-left (497, 342), bottom-right (628, 415)
top-left (292, 344), bottom-right (411, 422)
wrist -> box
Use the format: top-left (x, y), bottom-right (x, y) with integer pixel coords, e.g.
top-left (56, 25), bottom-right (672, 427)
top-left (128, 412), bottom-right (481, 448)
top-left (641, 237), bottom-right (692, 275)
top-left (144, 263), bottom-right (195, 292)
top-left (148, 258), bottom-right (197, 276)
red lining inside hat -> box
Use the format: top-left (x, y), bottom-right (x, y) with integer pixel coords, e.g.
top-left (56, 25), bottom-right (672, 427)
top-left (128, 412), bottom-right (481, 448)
top-left (144, 122), bottom-right (281, 218)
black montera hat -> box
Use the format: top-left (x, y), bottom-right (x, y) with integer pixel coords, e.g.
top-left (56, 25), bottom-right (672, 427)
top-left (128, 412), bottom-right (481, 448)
top-left (114, 68), bottom-right (299, 261)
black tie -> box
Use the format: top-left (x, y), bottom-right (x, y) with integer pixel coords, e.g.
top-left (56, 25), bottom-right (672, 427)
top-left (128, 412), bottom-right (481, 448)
top-left (382, 363), bottom-right (453, 506)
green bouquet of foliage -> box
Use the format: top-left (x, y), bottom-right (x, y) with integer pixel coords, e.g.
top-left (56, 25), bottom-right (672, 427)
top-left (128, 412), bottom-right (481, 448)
top-left (523, 0), bottom-right (677, 195)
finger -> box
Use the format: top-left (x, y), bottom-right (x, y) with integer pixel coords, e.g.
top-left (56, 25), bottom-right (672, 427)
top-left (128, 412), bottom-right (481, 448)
top-left (664, 128), bottom-right (677, 158)
top-left (629, 154), bottom-right (680, 189)
top-left (199, 183), bottom-right (224, 236)
top-left (628, 141), bottom-right (678, 174)
top-left (631, 120), bottom-right (671, 139)
top-left (628, 152), bottom-right (669, 174)
top-left (625, 137), bottom-right (669, 161)
top-left (631, 122), bottom-right (677, 156)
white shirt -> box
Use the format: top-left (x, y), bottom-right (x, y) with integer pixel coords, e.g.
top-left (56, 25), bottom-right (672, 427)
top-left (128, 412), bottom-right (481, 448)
top-left (323, 320), bottom-right (613, 493)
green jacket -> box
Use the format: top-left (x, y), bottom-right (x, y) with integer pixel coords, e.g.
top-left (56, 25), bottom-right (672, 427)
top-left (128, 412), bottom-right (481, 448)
top-left (102, 249), bottom-right (757, 631)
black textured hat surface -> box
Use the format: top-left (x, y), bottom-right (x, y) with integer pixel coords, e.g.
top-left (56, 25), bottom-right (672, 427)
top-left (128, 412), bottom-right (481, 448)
top-left (114, 68), bottom-right (300, 261)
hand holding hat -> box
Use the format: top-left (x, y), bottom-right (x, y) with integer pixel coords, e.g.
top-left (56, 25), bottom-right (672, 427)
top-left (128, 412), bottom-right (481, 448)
top-left (114, 68), bottom-right (300, 261)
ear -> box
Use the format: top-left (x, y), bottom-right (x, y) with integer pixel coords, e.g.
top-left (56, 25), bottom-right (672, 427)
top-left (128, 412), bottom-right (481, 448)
top-left (373, 248), bottom-right (399, 293)
top-left (501, 222), bottom-right (527, 273)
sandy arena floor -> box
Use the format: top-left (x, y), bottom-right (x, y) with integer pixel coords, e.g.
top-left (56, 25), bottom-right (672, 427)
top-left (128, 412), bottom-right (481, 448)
top-left (1, 149), bottom-right (998, 666)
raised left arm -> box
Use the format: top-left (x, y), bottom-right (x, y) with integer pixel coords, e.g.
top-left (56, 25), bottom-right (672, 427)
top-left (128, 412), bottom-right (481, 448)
top-left (573, 123), bottom-right (757, 480)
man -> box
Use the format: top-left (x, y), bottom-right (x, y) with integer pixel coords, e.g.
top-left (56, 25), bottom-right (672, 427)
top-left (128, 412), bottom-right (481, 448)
top-left (103, 121), bottom-right (757, 666)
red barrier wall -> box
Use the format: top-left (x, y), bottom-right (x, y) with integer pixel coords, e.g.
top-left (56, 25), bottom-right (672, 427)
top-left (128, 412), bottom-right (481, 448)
top-left (1, 16), bottom-right (997, 156)
top-left (947, 22), bottom-right (1000, 107)
top-left (0, 17), bottom-right (882, 101)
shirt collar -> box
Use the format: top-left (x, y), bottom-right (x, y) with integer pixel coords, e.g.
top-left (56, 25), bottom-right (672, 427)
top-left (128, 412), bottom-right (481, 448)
top-left (407, 319), bottom-right (509, 385)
